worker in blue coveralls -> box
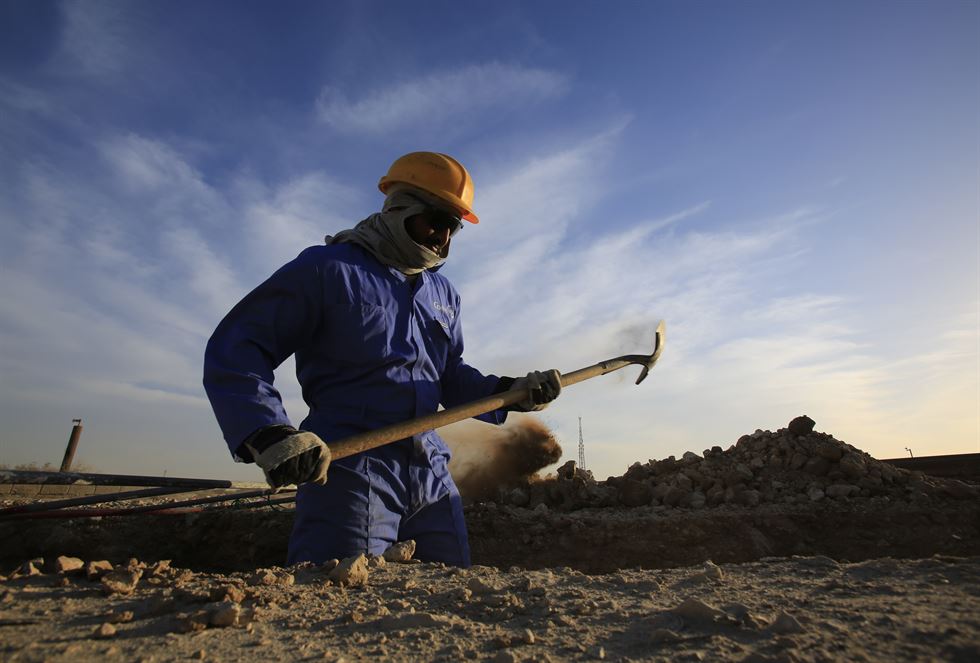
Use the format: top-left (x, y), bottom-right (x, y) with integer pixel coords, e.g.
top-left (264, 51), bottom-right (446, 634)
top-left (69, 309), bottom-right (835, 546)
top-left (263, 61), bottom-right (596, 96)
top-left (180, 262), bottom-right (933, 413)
top-left (203, 152), bottom-right (562, 567)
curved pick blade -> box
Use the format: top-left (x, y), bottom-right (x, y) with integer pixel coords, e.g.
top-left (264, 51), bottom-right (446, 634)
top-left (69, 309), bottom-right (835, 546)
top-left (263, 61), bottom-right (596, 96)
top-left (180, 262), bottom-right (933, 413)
top-left (635, 320), bottom-right (666, 385)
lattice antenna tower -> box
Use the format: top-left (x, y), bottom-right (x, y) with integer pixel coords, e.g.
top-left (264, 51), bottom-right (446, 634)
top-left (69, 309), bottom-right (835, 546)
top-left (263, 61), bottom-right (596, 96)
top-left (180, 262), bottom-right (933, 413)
top-left (578, 417), bottom-right (586, 470)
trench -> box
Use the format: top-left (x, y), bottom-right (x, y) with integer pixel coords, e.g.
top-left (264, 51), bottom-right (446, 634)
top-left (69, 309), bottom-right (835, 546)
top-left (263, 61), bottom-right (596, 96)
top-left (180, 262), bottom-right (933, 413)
top-left (2, 502), bottom-right (977, 574)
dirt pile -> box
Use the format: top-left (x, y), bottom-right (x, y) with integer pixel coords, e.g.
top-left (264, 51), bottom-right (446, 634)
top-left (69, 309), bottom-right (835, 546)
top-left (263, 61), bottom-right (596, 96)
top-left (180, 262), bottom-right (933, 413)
top-left (491, 416), bottom-right (978, 512)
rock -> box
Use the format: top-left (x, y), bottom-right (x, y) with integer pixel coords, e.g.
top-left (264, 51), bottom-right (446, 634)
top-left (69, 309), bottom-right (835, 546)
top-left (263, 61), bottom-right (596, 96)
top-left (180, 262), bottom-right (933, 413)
top-left (247, 569), bottom-right (292, 587)
top-left (675, 473), bottom-right (693, 491)
top-left (804, 457), bottom-right (830, 476)
top-left (723, 603), bottom-right (764, 627)
top-left (209, 601), bottom-right (241, 628)
top-left (101, 569), bottom-right (142, 595)
top-left (85, 560), bottom-right (114, 580)
top-left (107, 610), bottom-right (135, 624)
top-left (769, 611), bottom-right (805, 634)
top-left (787, 415), bottom-right (815, 436)
top-left (838, 454), bottom-right (867, 479)
top-left (651, 628), bottom-right (681, 643)
top-left (52, 556), bottom-right (84, 574)
top-left (210, 585), bottom-right (245, 603)
top-left (126, 558), bottom-right (146, 571)
top-left (670, 598), bottom-right (726, 623)
top-left (557, 460), bottom-right (577, 480)
top-left (734, 464), bottom-right (754, 483)
top-left (368, 554), bottom-right (387, 569)
top-left (508, 488), bottom-right (530, 506)
top-left (329, 554), bottom-right (369, 586)
top-left (17, 560), bottom-right (42, 577)
top-left (248, 569), bottom-right (278, 586)
top-left (619, 479), bottom-right (653, 507)
top-left (808, 487), bottom-right (825, 502)
top-left (825, 484), bottom-right (860, 498)
top-left (651, 483), bottom-right (672, 502)
top-left (92, 623), bottom-right (117, 639)
top-left (378, 612), bottom-right (456, 629)
top-left (383, 540), bottom-right (416, 563)
top-left (521, 628), bottom-right (535, 644)
top-left (702, 561), bottom-right (724, 581)
top-left (682, 451), bottom-right (700, 462)
top-left (816, 441), bottom-right (843, 461)
top-left (736, 489), bottom-right (761, 506)
top-left (175, 610), bottom-right (210, 633)
top-left (789, 453), bottom-right (808, 470)
top-left (147, 560), bottom-right (172, 577)
top-left (467, 577), bottom-right (503, 595)
top-left (663, 486), bottom-right (689, 507)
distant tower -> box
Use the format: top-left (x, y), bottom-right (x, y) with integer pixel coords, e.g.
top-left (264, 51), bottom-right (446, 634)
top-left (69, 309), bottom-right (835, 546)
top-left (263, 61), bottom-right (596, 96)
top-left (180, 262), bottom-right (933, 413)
top-left (578, 417), bottom-right (586, 470)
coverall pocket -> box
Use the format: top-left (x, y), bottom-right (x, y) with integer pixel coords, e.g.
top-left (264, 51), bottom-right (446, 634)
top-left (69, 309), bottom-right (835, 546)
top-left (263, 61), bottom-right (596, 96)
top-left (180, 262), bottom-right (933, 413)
top-left (424, 316), bottom-right (452, 373)
top-left (322, 303), bottom-right (390, 364)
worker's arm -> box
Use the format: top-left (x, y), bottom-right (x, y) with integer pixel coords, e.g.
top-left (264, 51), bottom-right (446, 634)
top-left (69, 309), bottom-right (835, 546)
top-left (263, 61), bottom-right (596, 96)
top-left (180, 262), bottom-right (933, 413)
top-left (203, 247), bottom-right (323, 460)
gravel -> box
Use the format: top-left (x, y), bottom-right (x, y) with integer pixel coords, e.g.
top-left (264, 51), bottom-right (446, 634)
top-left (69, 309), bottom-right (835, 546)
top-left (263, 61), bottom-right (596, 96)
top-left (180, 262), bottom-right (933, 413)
top-left (1, 549), bottom-right (976, 661)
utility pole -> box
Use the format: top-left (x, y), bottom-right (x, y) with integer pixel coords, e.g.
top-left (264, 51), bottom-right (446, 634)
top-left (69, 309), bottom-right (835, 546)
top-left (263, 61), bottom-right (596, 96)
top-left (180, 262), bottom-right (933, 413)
top-left (578, 417), bottom-right (586, 470)
top-left (60, 419), bottom-right (83, 472)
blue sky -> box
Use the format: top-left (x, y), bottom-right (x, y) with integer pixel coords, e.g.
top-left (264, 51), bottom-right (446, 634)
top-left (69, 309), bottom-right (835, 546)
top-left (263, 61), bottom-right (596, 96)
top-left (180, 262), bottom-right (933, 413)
top-left (1, 0), bottom-right (977, 481)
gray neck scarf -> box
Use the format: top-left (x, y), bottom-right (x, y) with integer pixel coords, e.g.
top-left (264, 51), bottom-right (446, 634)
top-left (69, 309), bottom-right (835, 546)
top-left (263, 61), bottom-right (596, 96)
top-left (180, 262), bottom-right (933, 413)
top-left (325, 188), bottom-right (450, 275)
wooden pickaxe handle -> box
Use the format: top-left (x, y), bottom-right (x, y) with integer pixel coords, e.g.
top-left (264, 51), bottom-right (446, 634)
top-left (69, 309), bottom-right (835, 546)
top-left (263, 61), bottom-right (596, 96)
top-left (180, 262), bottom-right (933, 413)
top-left (328, 321), bottom-right (665, 461)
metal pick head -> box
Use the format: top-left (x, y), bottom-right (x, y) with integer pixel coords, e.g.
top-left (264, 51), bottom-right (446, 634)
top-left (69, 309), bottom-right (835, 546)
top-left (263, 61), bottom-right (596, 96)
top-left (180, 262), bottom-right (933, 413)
top-left (635, 320), bottom-right (666, 385)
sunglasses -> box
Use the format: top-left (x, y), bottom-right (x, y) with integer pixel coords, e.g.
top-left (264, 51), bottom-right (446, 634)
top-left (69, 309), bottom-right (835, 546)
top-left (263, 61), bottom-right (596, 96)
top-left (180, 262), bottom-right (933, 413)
top-left (424, 207), bottom-right (464, 236)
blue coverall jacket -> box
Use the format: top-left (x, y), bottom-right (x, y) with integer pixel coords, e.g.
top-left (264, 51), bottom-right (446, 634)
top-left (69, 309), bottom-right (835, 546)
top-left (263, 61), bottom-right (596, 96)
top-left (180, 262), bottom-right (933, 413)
top-left (203, 242), bottom-right (506, 566)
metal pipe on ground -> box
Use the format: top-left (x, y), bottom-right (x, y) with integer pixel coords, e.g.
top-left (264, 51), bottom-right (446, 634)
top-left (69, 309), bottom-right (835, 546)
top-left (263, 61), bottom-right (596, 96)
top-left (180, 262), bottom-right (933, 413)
top-left (0, 469), bottom-right (266, 490)
top-left (2, 487), bottom-right (295, 519)
top-left (0, 486), bottom-right (194, 517)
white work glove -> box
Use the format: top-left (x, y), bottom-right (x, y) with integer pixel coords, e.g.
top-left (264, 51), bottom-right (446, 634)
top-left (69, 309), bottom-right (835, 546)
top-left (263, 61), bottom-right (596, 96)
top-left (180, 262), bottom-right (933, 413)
top-left (509, 369), bottom-right (562, 412)
top-left (243, 425), bottom-right (331, 490)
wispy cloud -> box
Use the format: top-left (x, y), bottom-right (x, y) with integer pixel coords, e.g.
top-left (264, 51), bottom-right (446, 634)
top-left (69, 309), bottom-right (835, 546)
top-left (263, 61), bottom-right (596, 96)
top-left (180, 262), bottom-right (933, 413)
top-left (0, 129), bottom-right (352, 475)
top-left (316, 62), bottom-right (569, 133)
top-left (54, 0), bottom-right (140, 79)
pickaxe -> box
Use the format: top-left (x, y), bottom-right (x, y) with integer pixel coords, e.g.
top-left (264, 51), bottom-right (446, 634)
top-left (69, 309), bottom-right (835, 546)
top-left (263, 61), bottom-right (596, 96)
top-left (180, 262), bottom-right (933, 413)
top-left (0, 321), bottom-right (665, 516)
top-left (328, 320), bottom-right (666, 461)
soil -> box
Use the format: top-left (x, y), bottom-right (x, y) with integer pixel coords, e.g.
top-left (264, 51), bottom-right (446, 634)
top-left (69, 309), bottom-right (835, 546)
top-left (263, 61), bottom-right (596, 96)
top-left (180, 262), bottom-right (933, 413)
top-left (0, 417), bottom-right (977, 660)
top-left (0, 552), bottom-right (977, 662)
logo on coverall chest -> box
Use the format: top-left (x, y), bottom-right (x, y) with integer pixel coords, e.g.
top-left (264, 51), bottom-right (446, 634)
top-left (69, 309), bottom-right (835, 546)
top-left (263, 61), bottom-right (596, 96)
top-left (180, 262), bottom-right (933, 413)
top-left (432, 301), bottom-right (455, 330)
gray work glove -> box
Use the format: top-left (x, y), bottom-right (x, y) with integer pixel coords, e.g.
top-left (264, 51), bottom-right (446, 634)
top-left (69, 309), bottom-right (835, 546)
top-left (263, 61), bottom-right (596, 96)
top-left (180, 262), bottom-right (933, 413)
top-left (243, 425), bottom-right (331, 490)
top-left (507, 369), bottom-right (562, 412)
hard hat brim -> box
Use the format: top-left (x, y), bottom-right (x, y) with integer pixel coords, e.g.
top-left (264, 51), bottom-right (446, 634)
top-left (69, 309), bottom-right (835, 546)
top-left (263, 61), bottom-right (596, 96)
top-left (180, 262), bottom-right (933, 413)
top-left (379, 177), bottom-right (480, 224)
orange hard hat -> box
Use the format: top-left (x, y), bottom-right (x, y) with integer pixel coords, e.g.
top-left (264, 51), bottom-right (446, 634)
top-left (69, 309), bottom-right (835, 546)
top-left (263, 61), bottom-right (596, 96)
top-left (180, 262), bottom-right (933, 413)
top-left (378, 152), bottom-right (480, 224)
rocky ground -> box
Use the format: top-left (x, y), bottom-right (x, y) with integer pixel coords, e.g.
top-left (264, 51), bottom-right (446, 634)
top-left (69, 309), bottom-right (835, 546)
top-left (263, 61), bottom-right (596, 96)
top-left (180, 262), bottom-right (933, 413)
top-left (1, 549), bottom-right (978, 662)
top-left (1, 417), bottom-right (977, 661)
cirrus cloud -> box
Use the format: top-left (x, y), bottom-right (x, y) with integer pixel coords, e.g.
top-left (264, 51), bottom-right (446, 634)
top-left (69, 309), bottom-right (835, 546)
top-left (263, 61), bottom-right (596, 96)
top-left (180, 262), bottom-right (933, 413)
top-left (316, 62), bottom-right (569, 133)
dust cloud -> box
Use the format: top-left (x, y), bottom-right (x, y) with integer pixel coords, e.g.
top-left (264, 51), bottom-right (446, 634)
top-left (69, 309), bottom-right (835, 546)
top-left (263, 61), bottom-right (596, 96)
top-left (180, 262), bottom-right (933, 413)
top-left (443, 417), bottom-right (563, 502)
